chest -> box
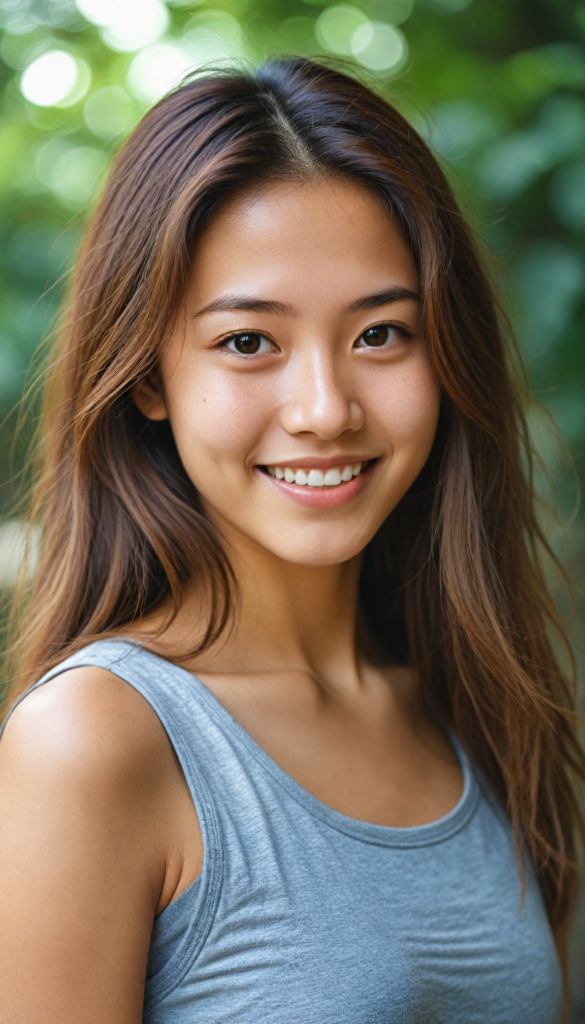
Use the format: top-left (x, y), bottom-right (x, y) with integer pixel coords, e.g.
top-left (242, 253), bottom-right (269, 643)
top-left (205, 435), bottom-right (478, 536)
top-left (146, 791), bottom-right (561, 1024)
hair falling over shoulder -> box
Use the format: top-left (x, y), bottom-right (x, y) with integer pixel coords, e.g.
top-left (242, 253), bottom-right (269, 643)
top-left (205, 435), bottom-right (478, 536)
top-left (4, 58), bottom-right (584, 957)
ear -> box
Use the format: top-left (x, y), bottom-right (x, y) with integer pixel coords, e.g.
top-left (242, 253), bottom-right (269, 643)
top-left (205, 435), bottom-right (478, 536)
top-left (132, 376), bottom-right (169, 421)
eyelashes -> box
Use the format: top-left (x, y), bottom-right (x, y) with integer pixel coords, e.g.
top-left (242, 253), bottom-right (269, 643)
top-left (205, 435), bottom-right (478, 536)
top-left (353, 323), bottom-right (412, 349)
top-left (217, 321), bottom-right (413, 358)
top-left (221, 332), bottom-right (274, 356)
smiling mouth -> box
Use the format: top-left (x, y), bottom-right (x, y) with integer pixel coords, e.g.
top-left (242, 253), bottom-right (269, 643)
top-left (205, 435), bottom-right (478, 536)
top-left (264, 460), bottom-right (371, 488)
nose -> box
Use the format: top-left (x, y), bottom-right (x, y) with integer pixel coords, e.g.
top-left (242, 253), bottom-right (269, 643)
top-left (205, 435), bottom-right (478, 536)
top-left (278, 345), bottom-right (364, 440)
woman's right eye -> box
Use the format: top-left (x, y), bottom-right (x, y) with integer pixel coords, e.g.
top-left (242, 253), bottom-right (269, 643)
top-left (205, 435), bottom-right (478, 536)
top-left (222, 332), bottom-right (274, 356)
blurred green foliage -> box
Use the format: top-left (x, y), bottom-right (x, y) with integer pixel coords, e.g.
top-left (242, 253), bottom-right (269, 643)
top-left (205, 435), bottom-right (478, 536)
top-left (0, 0), bottom-right (584, 1012)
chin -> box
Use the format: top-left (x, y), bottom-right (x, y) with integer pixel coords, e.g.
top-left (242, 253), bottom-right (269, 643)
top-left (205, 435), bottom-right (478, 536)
top-left (263, 532), bottom-right (370, 568)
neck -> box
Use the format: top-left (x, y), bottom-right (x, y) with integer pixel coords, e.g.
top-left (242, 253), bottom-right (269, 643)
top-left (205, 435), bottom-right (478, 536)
top-left (159, 516), bottom-right (364, 690)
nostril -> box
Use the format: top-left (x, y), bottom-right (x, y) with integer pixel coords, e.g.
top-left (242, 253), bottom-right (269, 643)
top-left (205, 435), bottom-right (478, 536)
top-left (278, 395), bottom-right (364, 440)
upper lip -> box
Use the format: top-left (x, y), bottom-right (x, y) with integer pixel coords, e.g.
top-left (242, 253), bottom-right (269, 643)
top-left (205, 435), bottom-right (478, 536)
top-left (259, 456), bottom-right (377, 470)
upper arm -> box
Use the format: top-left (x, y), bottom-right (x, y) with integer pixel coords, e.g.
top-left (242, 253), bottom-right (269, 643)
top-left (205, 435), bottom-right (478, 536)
top-left (0, 667), bottom-right (174, 1024)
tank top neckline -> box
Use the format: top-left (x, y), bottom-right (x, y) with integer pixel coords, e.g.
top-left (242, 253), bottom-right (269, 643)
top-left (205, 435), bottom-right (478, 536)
top-left (130, 641), bottom-right (479, 849)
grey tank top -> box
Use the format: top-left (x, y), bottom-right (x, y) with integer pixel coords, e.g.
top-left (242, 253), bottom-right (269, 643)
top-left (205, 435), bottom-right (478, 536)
top-left (4, 639), bottom-right (561, 1023)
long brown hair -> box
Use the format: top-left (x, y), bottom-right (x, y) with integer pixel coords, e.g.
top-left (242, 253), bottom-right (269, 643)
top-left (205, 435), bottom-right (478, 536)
top-left (5, 58), bottom-right (584, 952)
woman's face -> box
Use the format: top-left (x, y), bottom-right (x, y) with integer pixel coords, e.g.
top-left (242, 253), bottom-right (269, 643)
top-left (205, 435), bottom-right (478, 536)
top-left (138, 179), bottom-right (440, 567)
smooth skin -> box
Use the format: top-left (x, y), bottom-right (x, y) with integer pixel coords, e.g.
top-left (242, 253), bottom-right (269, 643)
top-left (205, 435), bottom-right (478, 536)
top-left (0, 180), bottom-right (461, 1023)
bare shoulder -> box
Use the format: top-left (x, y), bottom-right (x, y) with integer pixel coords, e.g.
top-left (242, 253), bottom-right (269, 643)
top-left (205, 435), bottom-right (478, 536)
top-left (0, 664), bottom-right (204, 915)
top-left (1, 665), bottom-right (171, 793)
top-left (0, 665), bottom-right (190, 1022)
top-left (0, 665), bottom-right (202, 1022)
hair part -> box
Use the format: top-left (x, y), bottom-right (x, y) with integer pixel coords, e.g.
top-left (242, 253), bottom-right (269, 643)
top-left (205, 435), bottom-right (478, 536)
top-left (4, 58), bottom-right (584, 967)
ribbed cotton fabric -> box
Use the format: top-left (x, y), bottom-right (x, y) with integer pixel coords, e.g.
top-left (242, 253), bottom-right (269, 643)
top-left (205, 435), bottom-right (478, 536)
top-left (3, 640), bottom-right (561, 1023)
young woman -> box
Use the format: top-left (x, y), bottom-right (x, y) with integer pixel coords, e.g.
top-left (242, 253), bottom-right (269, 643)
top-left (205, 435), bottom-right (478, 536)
top-left (0, 58), bottom-right (582, 1023)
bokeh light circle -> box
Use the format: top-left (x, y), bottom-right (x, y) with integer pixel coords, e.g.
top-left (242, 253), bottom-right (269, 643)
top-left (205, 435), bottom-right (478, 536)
top-left (127, 43), bottom-right (194, 103)
top-left (351, 22), bottom-right (407, 73)
top-left (21, 50), bottom-right (81, 107)
top-left (316, 5), bottom-right (370, 57)
top-left (84, 86), bottom-right (136, 139)
top-left (76, 0), bottom-right (169, 52)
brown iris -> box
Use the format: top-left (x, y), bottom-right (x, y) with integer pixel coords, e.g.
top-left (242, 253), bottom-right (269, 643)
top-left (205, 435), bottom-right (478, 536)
top-left (232, 332), bottom-right (263, 354)
top-left (361, 325), bottom-right (390, 346)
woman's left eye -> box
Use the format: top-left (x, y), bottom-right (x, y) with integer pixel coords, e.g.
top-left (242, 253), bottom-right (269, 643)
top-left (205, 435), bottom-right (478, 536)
top-left (222, 332), bottom-right (274, 356)
top-left (354, 324), bottom-right (406, 349)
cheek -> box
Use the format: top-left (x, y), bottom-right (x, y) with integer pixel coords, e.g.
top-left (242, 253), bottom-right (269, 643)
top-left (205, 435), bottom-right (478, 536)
top-left (163, 359), bottom-right (274, 479)
top-left (367, 357), bottom-right (440, 455)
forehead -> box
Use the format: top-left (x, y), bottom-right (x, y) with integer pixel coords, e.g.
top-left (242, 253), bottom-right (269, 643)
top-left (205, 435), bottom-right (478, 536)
top-left (188, 179), bottom-right (418, 306)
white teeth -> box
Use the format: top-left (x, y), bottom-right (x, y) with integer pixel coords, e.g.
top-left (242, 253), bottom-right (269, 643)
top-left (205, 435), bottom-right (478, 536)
top-left (267, 461), bottom-right (367, 486)
top-left (324, 468), bottom-right (342, 486)
top-left (307, 469), bottom-right (325, 487)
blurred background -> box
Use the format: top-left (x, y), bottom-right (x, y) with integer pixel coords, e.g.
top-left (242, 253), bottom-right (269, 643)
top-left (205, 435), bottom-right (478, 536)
top-left (0, 0), bottom-right (584, 1014)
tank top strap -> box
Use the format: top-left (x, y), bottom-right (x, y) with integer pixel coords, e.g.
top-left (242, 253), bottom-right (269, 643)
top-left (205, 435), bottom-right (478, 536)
top-left (2, 639), bottom-right (217, 769)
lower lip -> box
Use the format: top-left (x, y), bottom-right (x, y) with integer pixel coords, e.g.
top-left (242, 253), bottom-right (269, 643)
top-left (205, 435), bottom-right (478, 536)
top-left (258, 461), bottom-right (376, 509)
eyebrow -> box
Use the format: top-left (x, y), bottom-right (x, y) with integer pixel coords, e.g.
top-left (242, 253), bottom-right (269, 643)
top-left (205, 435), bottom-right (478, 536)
top-left (345, 287), bottom-right (420, 312)
top-left (192, 295), bottom-right (295, 318)
top-left (192, 285), bottom-right (420, 319)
